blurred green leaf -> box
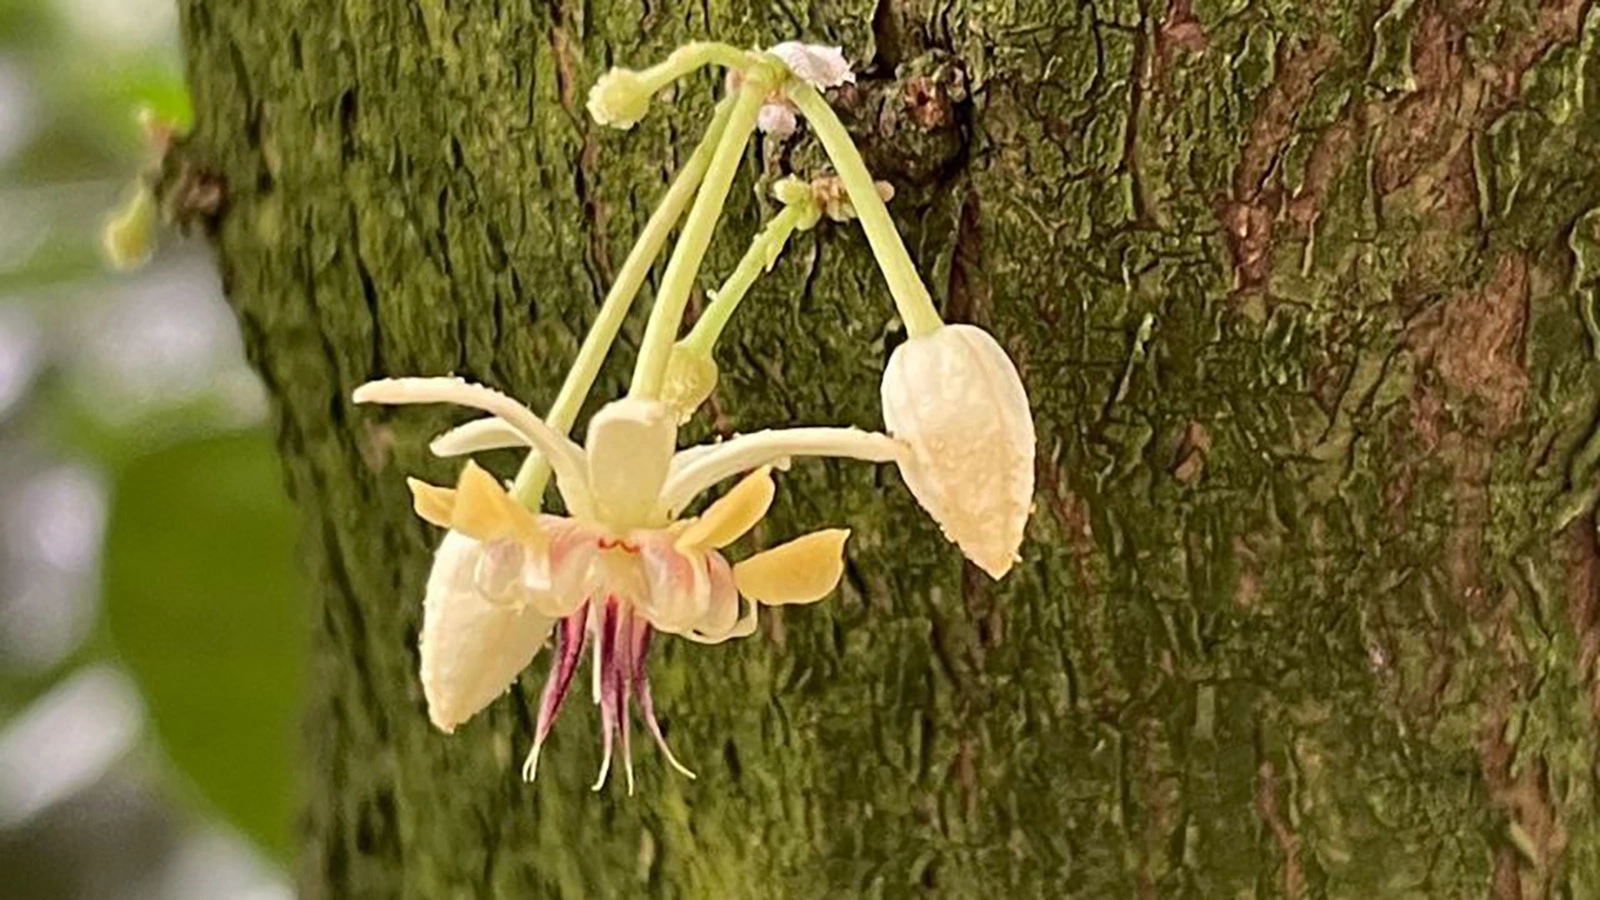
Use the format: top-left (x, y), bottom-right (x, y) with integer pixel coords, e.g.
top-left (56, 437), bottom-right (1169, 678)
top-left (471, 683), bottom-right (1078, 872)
top-left (103, 429), bottom-right (305, 859)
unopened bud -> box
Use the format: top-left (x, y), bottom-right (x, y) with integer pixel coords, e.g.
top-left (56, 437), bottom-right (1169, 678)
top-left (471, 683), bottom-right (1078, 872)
top-left (811, 176), bottom-right (895, 222)
top-left (587, 68), bottom-right (653, 130)
top-left (660, 343), bottom-right (720, 423)
top-left (881, 324), bottom-right (1035, 579)
top-left (102, 182), bottom-right (159, 271)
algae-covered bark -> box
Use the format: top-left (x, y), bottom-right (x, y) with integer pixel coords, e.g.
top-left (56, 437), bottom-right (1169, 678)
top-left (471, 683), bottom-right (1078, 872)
top-left (177, 0), bottom-right (1600, 896)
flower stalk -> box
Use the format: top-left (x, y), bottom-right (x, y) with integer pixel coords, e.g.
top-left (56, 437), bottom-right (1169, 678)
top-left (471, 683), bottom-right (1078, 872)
top-left (785, 82), bottom-right (945, 337)
top-left (587, 42), bottom-right (753, 129)
top-left (510, 98), bottom-right (737, 506)
top-left (628, 61), bottom-right (781, 401)
top-left (680, 186), bottom-right (819, 356)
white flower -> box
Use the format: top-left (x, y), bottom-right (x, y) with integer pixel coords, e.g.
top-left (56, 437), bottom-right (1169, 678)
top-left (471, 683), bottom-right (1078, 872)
top-left (767, 43), bottom-right (855, 91)
top-left (880, 324), bottom-right (1035, 579)
top-left (353, 377), bottom-right (902, 790)
top-left (739, 42), bottom-right (856, 136)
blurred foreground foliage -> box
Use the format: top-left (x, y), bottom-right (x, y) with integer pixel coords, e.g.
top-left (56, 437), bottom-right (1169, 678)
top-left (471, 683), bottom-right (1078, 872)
top-left (104, 429), bottom-right (305, 859)
top-left (1, 0), bottom-right (305, 877)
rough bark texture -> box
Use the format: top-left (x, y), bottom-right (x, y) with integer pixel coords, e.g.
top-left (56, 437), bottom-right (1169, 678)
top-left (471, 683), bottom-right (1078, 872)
top-left (177, 0), bottom-right (1600, 897)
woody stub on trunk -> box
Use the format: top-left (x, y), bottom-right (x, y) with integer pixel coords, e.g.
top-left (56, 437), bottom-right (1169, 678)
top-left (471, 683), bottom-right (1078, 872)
top-left (172, 0), bottom-right (1600, 897)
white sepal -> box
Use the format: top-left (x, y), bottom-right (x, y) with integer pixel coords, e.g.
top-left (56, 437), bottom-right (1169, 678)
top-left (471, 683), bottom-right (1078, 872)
top-left (659, 427), bottom-right (905, 517)
top-left (881, 324), bottom-right (1035, 579)
top-left (352, 376), bottom-right (594, 517)
top-left (429, 417), bottom-right (531, 456)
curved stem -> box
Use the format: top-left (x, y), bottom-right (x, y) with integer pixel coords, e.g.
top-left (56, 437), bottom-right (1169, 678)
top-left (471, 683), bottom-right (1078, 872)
top-left (786, 83), bottom-right (944, 337)
top-left (635, 42), bottom-right (754, 94)
top-left (509, 98), bottom-right (736, 506)
top-left (629, 66), bottom-right (777, 400)
top-left (681, 202), bottom-right (811, 355)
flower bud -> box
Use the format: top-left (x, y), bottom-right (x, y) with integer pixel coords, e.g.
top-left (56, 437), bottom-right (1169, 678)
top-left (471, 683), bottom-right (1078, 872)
top-left (771, 176), bottom-right (814, 208)
top-left (880, 324), bottom-right (1034, 578)
top-left (102, 182), bottom-right (158, 271)
top-left (810, 175), bottom-right (894, 223)
top-left (750, 43), bottom-right (856, 137)
top-left (758, 102), bottom-right (799, 137)
top-left (586, 68), bottom-right (653, 130)
top-left (420, 531), bottom-right (556, 732)
top-left (767, 43), bottom-right (855, 90)
top-left (660, 343), bottom-right (720, 423)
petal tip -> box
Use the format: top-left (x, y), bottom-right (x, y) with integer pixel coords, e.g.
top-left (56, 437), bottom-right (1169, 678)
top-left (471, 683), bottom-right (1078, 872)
top-left (407, 477), bottom-right (455, 528)
top-left (973, 554), bottom-right (1016, 581)
top-left (426, 705), bottom-right (461, 734)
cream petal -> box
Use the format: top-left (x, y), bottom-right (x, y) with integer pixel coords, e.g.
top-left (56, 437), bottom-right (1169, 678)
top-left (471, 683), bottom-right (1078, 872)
top-left (527, 518), bottom-right (599, 619)
top-left (420, 531), bottom-right (556, 733)
top-left (636, 535), bottom-right (710, 633)
top-left (446, 461), bottom-right (545, 551)
top-left (732, 528), bottom-right (850, 606)
top-left (448, 461), bottom-right (513, 540)
top-left (681, 598), bottom-right (758, 645)
top-left (675, 467), bottom-right (775, 550)
top-left (689, 551), bottom-right (740, 638)
top-left (584, 398), bottom-right (677, 529)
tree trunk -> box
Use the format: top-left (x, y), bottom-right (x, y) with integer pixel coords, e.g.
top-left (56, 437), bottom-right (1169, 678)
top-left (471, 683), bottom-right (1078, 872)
top-left (175, 0), bottom-right (1600, 896)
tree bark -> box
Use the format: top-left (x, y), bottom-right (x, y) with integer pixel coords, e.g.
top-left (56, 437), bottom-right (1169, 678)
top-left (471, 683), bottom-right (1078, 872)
top-left (176, 0), bottom-right (1600, 897)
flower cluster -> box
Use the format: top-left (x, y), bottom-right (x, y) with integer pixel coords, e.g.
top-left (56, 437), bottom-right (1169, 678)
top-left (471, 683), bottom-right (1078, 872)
top-left (355, 41), bottom-right (1035, 790)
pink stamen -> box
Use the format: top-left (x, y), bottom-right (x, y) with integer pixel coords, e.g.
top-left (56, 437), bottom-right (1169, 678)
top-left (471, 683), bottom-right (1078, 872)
top-left (632, 619), bottom-right (698, 780)
top-left (522, 602), bottom-right (591, 782)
